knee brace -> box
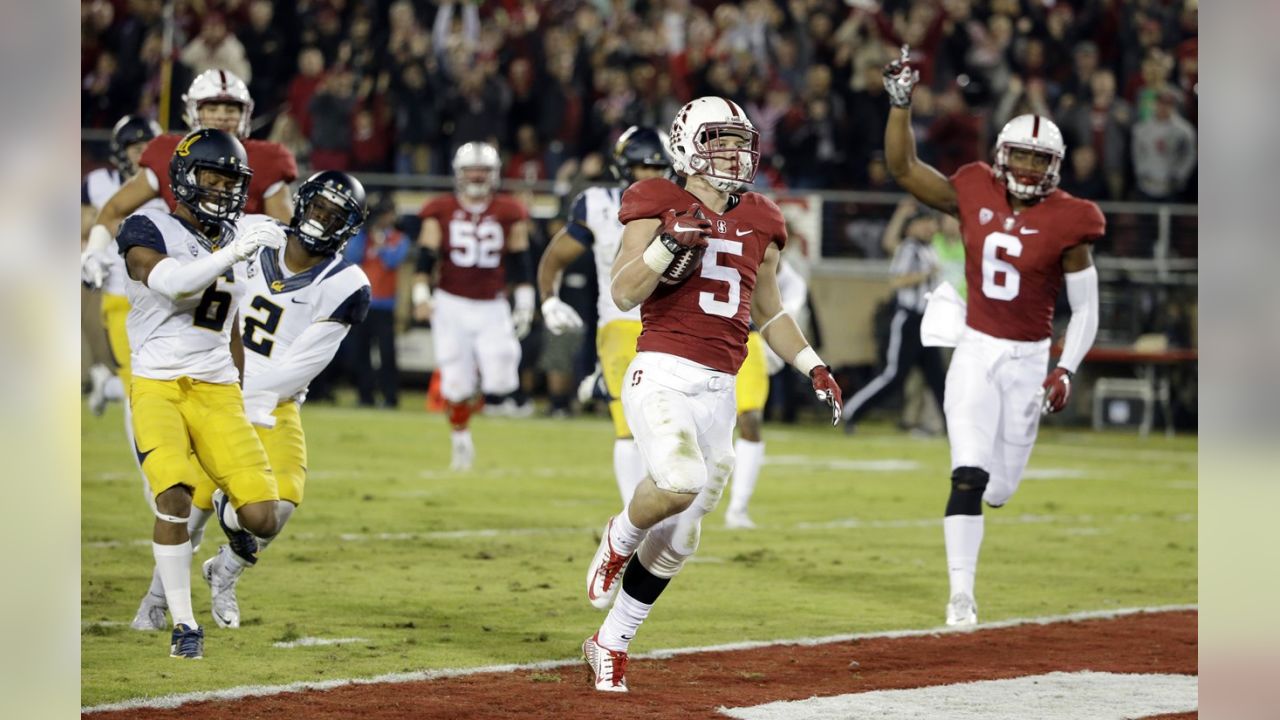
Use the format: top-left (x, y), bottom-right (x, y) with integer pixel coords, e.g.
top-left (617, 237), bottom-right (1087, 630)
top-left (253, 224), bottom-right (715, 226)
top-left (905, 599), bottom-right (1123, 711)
top-left (636, 520), bottom-right (700, 578)
top-left (946, 466), bottom-right (989, 516)
top-left (153, 509), bottom-right (190, 525)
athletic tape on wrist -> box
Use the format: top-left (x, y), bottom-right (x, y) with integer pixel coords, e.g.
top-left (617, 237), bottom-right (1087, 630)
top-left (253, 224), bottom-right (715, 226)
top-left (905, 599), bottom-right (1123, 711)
top-left (794, 346), bottom-right (824, 376)
top-left (642, 240), bottom-right (676, 274)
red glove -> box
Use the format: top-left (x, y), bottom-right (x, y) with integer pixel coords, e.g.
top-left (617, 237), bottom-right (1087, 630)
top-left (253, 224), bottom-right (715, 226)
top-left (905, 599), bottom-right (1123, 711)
top-left (810, 365), bottom-right (843, 426)
top-left (657, 203), bottom-right (711, 252)
top-left (1042, 367), bottom-right (1072, 414)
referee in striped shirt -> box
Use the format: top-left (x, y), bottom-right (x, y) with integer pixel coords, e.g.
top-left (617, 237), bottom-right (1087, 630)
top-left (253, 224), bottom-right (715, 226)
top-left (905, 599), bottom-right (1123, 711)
top-left (843, 207), bottom-right (948, 434)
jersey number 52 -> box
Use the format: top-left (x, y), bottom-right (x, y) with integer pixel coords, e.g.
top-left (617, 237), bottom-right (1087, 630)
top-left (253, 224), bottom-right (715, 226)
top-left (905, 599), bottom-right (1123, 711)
top-left (449, 219), bottom-right (504, 268)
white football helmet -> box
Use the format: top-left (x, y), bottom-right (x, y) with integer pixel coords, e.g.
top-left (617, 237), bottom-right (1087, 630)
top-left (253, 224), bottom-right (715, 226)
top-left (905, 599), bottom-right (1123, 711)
top-left (668, 96), bottom-right (760, 193)
top-left (183, 69), bottom-right (254, 137)
top-left (994, 114), bottom-right (1065, 199)
top-left (452, 141), bottom-right (501, 199)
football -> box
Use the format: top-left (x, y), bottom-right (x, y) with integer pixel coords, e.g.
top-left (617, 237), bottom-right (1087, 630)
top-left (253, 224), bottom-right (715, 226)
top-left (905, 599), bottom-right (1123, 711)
top-left (659, 245), bottom-right (706, 285)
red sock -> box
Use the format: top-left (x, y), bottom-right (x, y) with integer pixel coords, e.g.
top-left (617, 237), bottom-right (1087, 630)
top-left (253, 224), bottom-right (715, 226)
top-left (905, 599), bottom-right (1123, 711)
top-left (447, 400), bottom-right (471, 431)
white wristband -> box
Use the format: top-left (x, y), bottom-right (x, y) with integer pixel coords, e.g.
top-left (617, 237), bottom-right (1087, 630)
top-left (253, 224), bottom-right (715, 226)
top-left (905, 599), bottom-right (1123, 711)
top-left (411, 282), bottom-right (430, 305)
top-left (642, 239), bottom-right (675, 274)
top-left (793, 346), bottom-right (824, 376)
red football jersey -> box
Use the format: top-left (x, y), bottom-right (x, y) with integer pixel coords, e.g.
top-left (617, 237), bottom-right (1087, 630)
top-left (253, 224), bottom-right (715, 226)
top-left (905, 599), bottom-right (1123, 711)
top-left (140, 133), bottom-right (299, 216)
top-left (418, 193), bottom-right (529, 300)
top-left (618, 178), bottom-right (787, 374)
top-left (950, 162), bottom-right (1105, 341)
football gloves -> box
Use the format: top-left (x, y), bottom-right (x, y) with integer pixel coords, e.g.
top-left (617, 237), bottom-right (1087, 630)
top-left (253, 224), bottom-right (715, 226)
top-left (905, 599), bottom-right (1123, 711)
top-left (1042, 367), bottom-right (1072, 414)
top-left (810, 365), bottom-right (844, 426)
top-left (512, 285), bottom-right (536, 340)
top-left (883, 44), bottom-right (919, 108)
top-left (230, 221), bottom-right (286, 261)
top-left (541, 296), bottom-right (584, 336)
top-left (657, 203), bottom-right (711, 254)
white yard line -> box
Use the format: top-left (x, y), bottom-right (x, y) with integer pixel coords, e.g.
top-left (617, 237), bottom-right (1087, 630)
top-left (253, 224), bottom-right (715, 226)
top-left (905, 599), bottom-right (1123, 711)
top-left (81, 604), bottom-right (1196, 714)
top-left (83, 511), bottom-right (1196, 549)
top-left (272, 636), bottom-right (369, 649)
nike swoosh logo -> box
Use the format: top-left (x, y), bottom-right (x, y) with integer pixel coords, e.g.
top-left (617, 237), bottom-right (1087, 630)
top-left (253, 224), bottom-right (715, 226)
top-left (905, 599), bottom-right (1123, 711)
top-left (735, 228), bottom-right (753, 236)
top-left (672, 223), bottom-right (704, 233)
top-left (291, 298), bottom-right (307, 304)
top-left (1019, 227), bottom-right (1039, 235)
top-left (134, 442), bottom-right (155, 466)
top-left (620, 634), bottom-right (633, 640)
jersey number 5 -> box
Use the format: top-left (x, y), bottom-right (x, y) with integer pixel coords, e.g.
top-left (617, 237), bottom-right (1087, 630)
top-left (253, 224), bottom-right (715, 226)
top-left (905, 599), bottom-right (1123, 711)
top-left (449, 219), bottom-right (504, 269)
top-left (981, 231), bottom-right (1022, 301)
top-left (698, 238), bottom-right (743, 319)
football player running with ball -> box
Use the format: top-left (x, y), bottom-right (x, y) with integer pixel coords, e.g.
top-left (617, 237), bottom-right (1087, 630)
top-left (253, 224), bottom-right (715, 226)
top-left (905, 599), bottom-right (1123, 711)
top-left (883, 47), bottom-right (1104, 627)
top-left (116, 129), bottom-right (287, 658)
top-left (130, 172), bottom-right (372, 632)
top-left (581, 97), bottom-right (844, 692)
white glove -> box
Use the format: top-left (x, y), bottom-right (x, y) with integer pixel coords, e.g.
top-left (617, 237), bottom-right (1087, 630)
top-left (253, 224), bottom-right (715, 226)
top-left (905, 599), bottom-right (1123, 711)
top-left (242, 389), bottom-right (279, 429)
top-left (81, 224), bottom-right (114, 289)
top-left (883, 44), bottom-right (919, 108)
top-left (230, 222), bottom-right (287, 261)
top-left (541, 296), bottom-right (583, 336)
top-left (512, 285), bottom-right (536, 340)
top-left (80, 249), bottom-right (110, 289)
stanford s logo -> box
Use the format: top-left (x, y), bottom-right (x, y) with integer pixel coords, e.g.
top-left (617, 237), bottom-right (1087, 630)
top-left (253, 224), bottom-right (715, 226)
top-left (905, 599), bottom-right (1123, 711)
top-left (176, 135), bottom-right (199, 157)
top-left (631, 369), bottom-right (644, 387)
top-left (716, 220), bottom-right (727, 234)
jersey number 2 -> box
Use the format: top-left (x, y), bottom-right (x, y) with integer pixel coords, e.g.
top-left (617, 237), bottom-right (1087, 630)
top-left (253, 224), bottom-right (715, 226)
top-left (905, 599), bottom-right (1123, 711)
top-left (981, 231), bottom-right (1022, 301)
top-left (243, 296), bottom-right (284, 356)
top-left (698, 238), bottom-right (743, 319)
top-left (449, 219), bottom-right (504, 268)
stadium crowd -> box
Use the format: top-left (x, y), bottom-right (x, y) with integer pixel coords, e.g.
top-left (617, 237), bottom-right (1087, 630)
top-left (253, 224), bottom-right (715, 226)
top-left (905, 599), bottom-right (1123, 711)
top-left (82, 0), bottom-right (1197, 202)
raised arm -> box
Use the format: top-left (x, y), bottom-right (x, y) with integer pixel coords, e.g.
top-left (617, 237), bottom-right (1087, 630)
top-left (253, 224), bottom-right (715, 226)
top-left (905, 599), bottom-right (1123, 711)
top-left (882, 46), bottom-right (959, 215)
top-left (94, 171), bottom-right (160, 235)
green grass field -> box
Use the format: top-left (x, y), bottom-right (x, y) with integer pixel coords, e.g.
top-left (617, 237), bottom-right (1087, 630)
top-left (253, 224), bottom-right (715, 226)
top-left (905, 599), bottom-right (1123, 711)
top-left (81, 401), bottom-right (1197, 707)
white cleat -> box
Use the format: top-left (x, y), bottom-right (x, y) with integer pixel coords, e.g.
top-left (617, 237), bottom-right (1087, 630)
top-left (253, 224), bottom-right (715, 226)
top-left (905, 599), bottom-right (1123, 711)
top-left (450, 431), bottom-right (475, 471)
top-left (130, 592), bottom-right (169, 631)
top-left (583, 633), bottom-right (629, 692)
top-left (946, 592), bottom-right (978, 627)
top-left (87, 364), bottom-right (114, 417)
top-left (585, 517), bottom-right (633, 610)
top-left (724, 510), bottom-right (757, 530)
top-left (203, 546), bottom-right (245, 629)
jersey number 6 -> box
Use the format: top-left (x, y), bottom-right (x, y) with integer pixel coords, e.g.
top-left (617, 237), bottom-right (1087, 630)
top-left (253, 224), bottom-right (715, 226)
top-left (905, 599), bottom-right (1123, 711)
top-left (981, 231), bottom-right (1022, 301)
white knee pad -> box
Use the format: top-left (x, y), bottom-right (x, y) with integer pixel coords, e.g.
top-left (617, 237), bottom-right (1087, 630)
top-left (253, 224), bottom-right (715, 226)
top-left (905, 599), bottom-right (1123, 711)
top-left (441, 373), bottom-right (478, 403)
top-left (636, 516), bottom-right (701, 578)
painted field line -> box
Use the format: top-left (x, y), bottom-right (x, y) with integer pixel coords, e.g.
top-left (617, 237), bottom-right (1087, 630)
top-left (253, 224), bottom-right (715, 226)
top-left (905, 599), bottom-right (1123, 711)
top-left (83, 511), bottom-right (1196, 549)
top-left (81, 604), bottom-right (1196, 714)
top-left (272, 636), bottom-right (369, 649)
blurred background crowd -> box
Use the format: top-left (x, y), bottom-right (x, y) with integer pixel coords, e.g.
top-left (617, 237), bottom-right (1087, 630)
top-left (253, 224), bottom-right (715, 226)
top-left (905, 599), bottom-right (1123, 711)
top-left (80, 0), bottom-right (1198, 431)
top-left (82, 0), bottom-right (1197, 201)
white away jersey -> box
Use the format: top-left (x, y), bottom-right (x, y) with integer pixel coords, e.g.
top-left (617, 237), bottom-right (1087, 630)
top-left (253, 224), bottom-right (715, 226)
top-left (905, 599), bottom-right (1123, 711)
top-left (565, 186), bottom-right (641, 326)
top-left (82, 168), bottom-right (167, 296)
top-left (117, 208), bottom-right (248, 384)
top-left (241, 242), bottom-right (371, 401)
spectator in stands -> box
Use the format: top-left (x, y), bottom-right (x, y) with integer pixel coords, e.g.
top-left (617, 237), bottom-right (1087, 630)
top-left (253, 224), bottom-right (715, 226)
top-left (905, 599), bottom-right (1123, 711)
top-left (308, 69), bottom-right (357, 171)
top-left (180, 13), bottom-right (252, 83)
top-left (1061, 146), bottom-right (1109, 201)
top-left (239, 0), bottom-right (287, 115)
top-left (344, 196), bottom-right (409, 409)
top-left (506, 125), bottom-right (548, 183)
top-left (287, 48), bottom-right (327, 141)
top-left (82, 51), bottom-right (131, 128)
top-left (1132, 90), bottom-right (1197, 201)
top-left (391, 60), bottom-right (443, 175)
top-left (445, 65), bottom-right (509, 150)
top-left (1059, 69), bottom-right (1131, 200)
top-left (928, 86), bottom-right (982, 177)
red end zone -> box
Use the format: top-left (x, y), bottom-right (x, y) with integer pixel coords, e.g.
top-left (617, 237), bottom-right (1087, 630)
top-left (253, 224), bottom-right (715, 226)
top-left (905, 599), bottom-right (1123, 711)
top-left (86, 609), bottom-right (1196, 719)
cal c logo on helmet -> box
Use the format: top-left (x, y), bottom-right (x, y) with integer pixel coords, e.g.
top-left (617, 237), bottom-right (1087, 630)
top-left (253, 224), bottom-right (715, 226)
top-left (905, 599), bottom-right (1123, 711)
top-left (176, 134), bottom-right (200, 157)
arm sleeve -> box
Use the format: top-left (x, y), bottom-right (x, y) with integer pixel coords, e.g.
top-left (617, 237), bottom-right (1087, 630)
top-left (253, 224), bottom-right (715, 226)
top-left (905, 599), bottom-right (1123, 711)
top-left (243, 321), bottom-right (350, 399)
top-left (506, 247), bottom-right (533, 284)
top-left (777, 260), bottom-right (809, 317)
top-left (564, 192), bottom-right (595, 247)
top-left (81, 179), bottom-right (92, 207)
top-left (1058, 265), bottom-right (1099, 373)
